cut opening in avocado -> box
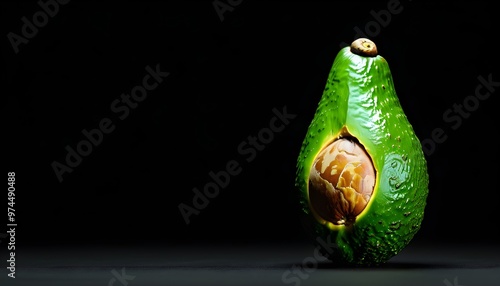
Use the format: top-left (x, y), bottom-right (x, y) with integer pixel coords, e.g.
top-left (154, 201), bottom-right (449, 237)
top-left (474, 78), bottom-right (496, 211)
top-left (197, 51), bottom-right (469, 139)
top-left (308, 135), bottom-right (376, 226)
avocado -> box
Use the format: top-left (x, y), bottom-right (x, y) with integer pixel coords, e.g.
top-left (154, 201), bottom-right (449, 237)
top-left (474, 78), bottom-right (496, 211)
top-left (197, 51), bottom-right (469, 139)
top-left (296, 38), bottom-right (429, 266)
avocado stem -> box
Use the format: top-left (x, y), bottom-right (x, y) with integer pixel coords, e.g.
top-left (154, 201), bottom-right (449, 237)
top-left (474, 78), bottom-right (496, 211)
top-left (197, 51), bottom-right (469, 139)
top-left (350, 38), bottom-right (378, 57)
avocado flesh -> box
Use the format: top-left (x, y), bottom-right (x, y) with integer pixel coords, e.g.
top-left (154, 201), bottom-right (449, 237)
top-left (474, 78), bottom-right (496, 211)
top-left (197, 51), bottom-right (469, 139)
top-left (296, 42), bottom-right (429, 266)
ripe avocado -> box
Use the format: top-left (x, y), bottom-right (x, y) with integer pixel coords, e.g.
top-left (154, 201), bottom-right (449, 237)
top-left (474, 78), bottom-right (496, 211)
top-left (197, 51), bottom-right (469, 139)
top-left (296, 38), bottom-right (429, 266)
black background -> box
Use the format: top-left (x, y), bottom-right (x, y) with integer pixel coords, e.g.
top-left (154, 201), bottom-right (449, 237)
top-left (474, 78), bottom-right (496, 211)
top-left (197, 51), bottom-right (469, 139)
top-left (2, 0), bottom-right (500, 250)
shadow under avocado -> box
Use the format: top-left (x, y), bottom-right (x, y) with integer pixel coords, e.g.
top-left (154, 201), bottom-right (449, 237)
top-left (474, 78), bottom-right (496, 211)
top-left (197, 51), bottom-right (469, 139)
top-left (315, 260), bottom-right (500, 270)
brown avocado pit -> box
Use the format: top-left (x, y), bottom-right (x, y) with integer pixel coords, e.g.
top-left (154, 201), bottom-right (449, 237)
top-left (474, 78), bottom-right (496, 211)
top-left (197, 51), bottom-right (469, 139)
top-left (308, 137), bottom-right (376, 226)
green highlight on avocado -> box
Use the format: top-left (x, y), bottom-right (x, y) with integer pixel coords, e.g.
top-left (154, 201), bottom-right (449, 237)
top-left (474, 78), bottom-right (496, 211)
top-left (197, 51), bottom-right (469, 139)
top-left (296, 38), bottom-right (429, 266)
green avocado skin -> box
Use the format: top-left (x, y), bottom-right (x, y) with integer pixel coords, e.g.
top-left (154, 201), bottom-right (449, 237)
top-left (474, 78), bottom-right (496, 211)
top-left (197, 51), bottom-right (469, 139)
top-left (296, 46), bottom-right (429, 266)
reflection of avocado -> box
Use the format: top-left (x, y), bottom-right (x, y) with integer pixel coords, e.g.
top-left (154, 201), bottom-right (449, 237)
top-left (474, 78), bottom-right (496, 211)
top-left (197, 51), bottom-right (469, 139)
top-left (296, 38), bottom-right (429, 266)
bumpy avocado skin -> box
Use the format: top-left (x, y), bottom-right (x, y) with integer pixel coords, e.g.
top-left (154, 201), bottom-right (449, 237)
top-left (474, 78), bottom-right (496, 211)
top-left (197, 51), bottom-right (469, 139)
top-left (296, 46), bottom-right (429, 266)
